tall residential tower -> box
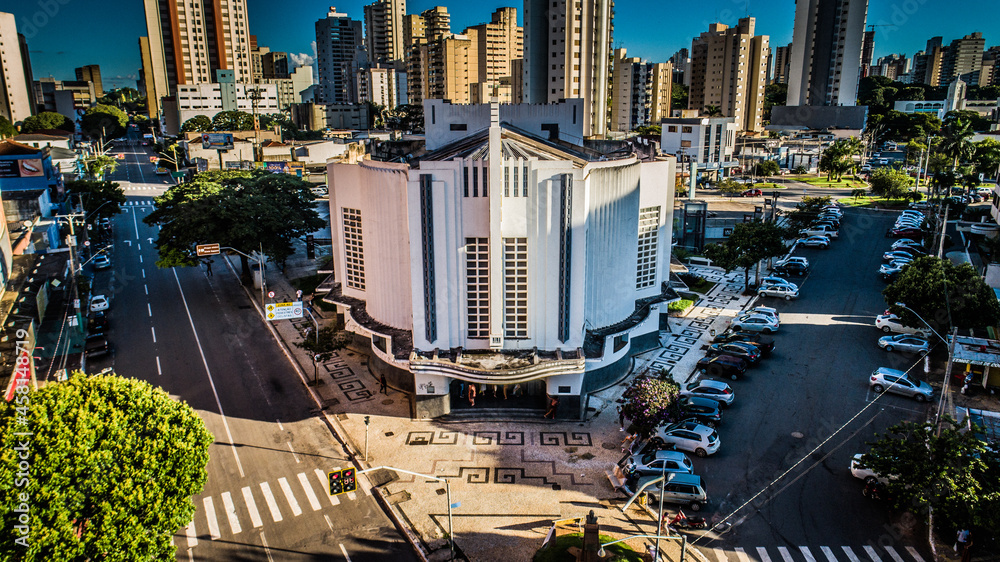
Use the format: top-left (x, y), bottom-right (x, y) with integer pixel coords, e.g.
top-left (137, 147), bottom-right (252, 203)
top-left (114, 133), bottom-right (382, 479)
top-left (786, 0), bottom-right (868, 106)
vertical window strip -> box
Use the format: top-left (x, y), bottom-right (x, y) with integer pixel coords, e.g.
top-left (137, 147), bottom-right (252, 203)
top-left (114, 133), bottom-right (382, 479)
top-left (342, 208), bottom-right (366, 291)
top-left (635, 206), bottom-right (660, 289)
top-left (463, 165), bottom-right (469, 197)
top-left (504, 165), bottom-right (510, 197)
top-left (503, 237), bottom-right (528, 339)
top-left (419, 175), bottom-right (437, 342)
top-left (523, 164), bottom-right (529, 197)
top-left (482, 163), bottom-right (488, 196)
top-left (513, 165), bottom-right (519, 197)
top-left (558, 174), bottom-right (572, 342)
top-left (465, 237), bottom-right (489, 338)
top-left (472, 166), bottom-right (479, 197)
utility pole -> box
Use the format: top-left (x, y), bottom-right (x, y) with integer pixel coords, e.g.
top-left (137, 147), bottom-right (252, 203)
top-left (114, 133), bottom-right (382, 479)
top-left (936, 327), bottom-right (960, 436)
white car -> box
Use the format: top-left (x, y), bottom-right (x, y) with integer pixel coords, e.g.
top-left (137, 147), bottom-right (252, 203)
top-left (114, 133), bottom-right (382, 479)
top-left (850, 454), bottom-right (891, 485)
top-left (89, 294), bottom-right (109, 312)
top-left (870, 367), bottom-right (934, 402)
top-left (758, 284), bottom-right (799, 300)
top-left (797, 235), bottom-right (830, 249)
top-left (874, 314), bottom-right (929, 336)
top-left (731, 313), bottom-right (779, 333)
top-left (877, 334), bottom-right (930, 355)
top-left (799, 225), bottom-right (839, 238)
top-left (651, 420), bottom-right (721, 458)
top-left (776, 256), bottom-right (809, 269)
top-left (891, 239), bottom-right (923, 250)
top-left (750, 305), bottom-right (780, 322)
top-left (760, 276), bottom-right (798, 290)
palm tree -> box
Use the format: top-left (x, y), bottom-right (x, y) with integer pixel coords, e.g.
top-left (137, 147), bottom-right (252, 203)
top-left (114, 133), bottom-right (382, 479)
top-left (704, 105), bottom-right (723, 117)
top-left (939, 118), bottom-right (974, 170)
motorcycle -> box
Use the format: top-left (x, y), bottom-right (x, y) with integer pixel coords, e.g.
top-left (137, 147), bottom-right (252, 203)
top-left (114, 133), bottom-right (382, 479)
top-left (664, 510), bottom-right (708, 531)
top-left (862, 480), bottom-right (892, 502)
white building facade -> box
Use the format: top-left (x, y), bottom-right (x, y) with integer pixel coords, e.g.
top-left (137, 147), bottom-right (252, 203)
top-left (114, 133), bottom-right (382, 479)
top-left (326, 103), bottom-right (676, 419)
top-left (660, 116), bottom-right (739, 176)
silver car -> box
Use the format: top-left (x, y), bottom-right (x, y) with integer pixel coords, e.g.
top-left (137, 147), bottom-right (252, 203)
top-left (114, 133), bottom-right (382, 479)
top-left (758, 284), bottom-right (799, 300)
top-left (680, 379), bottom-right (734, 407)
top-left (869, 367), bottom-right (933, 402)
top-left (761, 276), bottom-right (798, 290)
top-left (877, 334), bottom-right (930, 356)
top-left (620, 450), bottom-right (694, 477)
top-left (731, 313), bottom-right (779, 333)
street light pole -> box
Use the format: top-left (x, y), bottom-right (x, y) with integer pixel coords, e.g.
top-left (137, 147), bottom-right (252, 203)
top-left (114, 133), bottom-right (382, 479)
top-left (358, 466), bottom-right (455, 559)
top-left (895, 302), bottom-right (958, 434)
top-left (654, 466), bottom-right (667, 562)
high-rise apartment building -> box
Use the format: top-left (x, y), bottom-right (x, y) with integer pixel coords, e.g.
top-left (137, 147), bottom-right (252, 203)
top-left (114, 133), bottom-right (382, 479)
top-left (142, 0), bottom-right (253, 95)
top-left (912, 37), bottom-right (944, 86)
top-left (787, 0), bottom-right (868, 107)
top-left (404, 7), bottom-right (451, 105)
top-left (262, 52), bottom-right (290, 79)
top-left (688, 18), bottom-right (769, 133)
top-left (75, 65), bottom-right (104, 98)
top-left (249, 35), bottom-right (266, 83)
top-left (872, 54), bottom-right (909, 81)
top-left (315, 8), bottom-right (365, 105)
top-left (523, 0), bottom-right (614, 137)
top-left (860, 30), bottom-right (875, 78)
top-left (610, 48), bottom-right (671, 133)
top-left (466, 8), bottom-right (522, 97)
top-left (0, 13), bottom-right (33, 125)
top-left (139, 36), bottom-right (168, 117)
top-left (669, 49), bottom-right (690, 86)
top-left (940, 32), bottom-right (985, 85)
top-left (772, 43), bottom-right (792, 85)
top-left (364, 0), bottom-right (406, 67)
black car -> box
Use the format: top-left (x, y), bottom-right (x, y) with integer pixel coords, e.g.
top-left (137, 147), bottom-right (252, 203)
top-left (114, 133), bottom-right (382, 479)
top-left (695, 355), bottom-right (748, 380)
top-left (84, 334), bottom-right (111, 358)
top-left (677, 396), bottom-right (723, 428)
top-left (88, 311), bottom-right (108, 332)
top-left (705, 342), bottom-right (762, 365)
top-left (711, 331), bottom-right (774, 355)
top-left (774, 261), bottom-right (808, 276)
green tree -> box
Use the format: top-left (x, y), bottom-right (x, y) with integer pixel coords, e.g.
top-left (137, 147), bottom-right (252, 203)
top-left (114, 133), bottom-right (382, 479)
top-left (939, 117), bottom-right (975, 169)
top-left (943, 109), bottom-right (990, 133)
top-left (65, 180), bottom-right (126, 220)
top-left (754, 160), bottom-right (779, 177)
top-left (782, 195), bottom-right (833, 236)
top-left (703, 105), bottom-right (723, 117)
top-left (634, 125), bottom-right (661, 136)
top-left (671, 83), bottom-right (689, 111)
top-left (883, 256), bottom-right (1000, 332)
top-left (80, 104), bottom-right (129, 139)
top-left (704, 220), bottom-right (788, 289)
top-left (385, 104), bottom-right (424, 133)
top-left (85, 155), bottom-right (119, 180)
top-left (0, 115), bottom-right (15, 139)
top-left (716, 178), bottom-right (744, 197)
top-left (20, 112), bottom-right (74, 134)
top-left (0, 373), bottom-right (212, 560)
top-left (972, 138), bottom-right (1000, 181)
top-left (851, 188), bottom-right (868, 201)
top-left (858, 417), bottom-right (1000, 530)
top-left (868, 167), bottom-right (913, 200)
top-left (762, 83), bottom-right (787, 123)
top-left (211, 110), bottom-right (255, 131)
top-left (617, 376), bottom-right (681, 437)
top-left (180, 115), bottom-right (213, 133)
top-left (820, 138), bottom-right (863, 181)
top-left (144, 171), bottom-right (325, 281)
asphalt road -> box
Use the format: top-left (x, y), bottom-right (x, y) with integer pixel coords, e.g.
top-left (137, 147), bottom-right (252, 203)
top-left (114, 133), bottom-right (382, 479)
top-left (685, 207), bottom-right (933, 555)
top-left (90, 132), bottom-right (416, 561)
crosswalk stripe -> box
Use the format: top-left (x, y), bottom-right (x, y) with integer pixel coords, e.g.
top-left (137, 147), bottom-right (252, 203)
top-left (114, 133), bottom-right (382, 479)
top-left (820, 547), bottom-right (838, 562)
top-left (185, 520), bottom-right (198, 548)
top-left (315, 468), bottom-right (341, 506)
top-left (842, 546), bottom-right (862, 562)
top-left (799, 547), bottom-right (817, 562)
top-left (242, 486), bottom-right (263, 528)
top-left (734, 547), bottom-right (752, 562)
top-left (778, 547), bottom-right (795, 562)
top-left (279, 477), bottom-right (303, 516)
top-left (863, 545), bottom-right (881, 561)
top-left (712, 548), bottom-right (728, 562)
top-left (298, 472), bottom-right (323, 511)
top-left (757, 547), bottom-right (773, 562)
top-left (904, 547), bottom-right (925, 562)
top-left (359, 475), bottom-right (373, 496)
top-left (884, 546), bottom-right (905, 562)
top-left (203, 497), bottom-right (221, 540)
top-left (260, 482), bottom-right (283, 522)
top-left (221, 492), bottom-right (242, 534)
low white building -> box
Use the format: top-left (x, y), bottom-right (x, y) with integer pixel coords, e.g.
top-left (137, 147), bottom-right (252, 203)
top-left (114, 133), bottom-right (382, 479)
top-left (170, 81), bottom-right (280, 133)
top-left (660, 116), bottom-right (739, 176)
top-left (325, 103), bottom-right (677, 419)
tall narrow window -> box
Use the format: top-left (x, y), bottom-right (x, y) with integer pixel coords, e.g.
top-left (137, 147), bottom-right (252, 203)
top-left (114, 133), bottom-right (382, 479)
top-left (463, 165), bottom-right (469, 197)
top-left (472, 166), bottom-right (479, 197)
top-left (342, 208), bottom-right (365, 290)
top-left (558, 174), bottom-right (572, 342)
top-left (504, 166), bottom-right (510, 197)
top-left (503, 238), bottom-right (528, 339)
top-left (523, 164), bottom-right (529, 197)
top-left (466, 238), bottom-right (489, 338)
top-left (513, 165), bottom-right (519, 197)
top-left (419, 175), bottom-right (437, 342)
top-left (636, 206), bottom-right (660, 289)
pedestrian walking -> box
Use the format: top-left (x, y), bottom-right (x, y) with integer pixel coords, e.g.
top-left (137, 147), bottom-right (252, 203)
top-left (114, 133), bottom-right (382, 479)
top-left (512, 383), bottom-right (522, 397)
top-left (296, 289), bottom-right (303, 301)
top-left (956, 529), bottom-right (971, 552)
top-left (618, 406), bottom-right (626, 430)
top-left (379, 374), bottom-right (388, 394)
top-left (960, 536), bottom-right (973, 562)
top-left (468, 384), bottom-right (476, 407)
top-left (543, 395), bottom-right (559, 418)
top-left (205, 259), bottom-right (213, 277)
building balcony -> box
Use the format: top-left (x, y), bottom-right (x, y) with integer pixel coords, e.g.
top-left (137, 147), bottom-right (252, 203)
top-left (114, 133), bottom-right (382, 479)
top-left (409, 347), bottom-right (586, 384)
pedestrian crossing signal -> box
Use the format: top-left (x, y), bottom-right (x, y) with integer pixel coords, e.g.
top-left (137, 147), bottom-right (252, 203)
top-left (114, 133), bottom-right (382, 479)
top-left (342, 468), bottom-right (357, 493)
top-left (328, 471), bottom-right (343, 495)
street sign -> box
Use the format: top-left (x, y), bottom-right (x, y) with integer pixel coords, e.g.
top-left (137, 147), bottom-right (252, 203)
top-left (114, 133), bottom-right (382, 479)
top-left (171, 171), bottom-right (186, 179)
top-left (196, 243), bottom-right (220, 256)
top-left (265, 301), bottom-right (303, 321)
top-left (268, 291), bottom-right (275, 299)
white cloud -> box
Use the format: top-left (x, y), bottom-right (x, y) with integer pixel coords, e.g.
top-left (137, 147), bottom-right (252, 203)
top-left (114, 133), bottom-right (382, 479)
top-left (289, 44), bottom-right (316, 69)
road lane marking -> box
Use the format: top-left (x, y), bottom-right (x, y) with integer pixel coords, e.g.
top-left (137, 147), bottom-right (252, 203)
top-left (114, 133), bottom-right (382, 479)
top-left (339, 544), bottom-right (353, 562)
top-left (863, 545), bottom-right (881, 561)
top-left (297, 472), bottom-right (322, 511)
top-left (156, 356), bottom-right (162, 375)
top-left (325, 514), bottom-right (335, 531)
top-left (221, 492), bottom-right (241, 534)
top-left (276, 419), bottom-right (283, 431)
top-left (799, 546), bottom-right (817, 562)
top-left (820, 547), bottom-right (838, 562)
top-left (734, 547), bottom-right (751, 562)
top-left (138, 243), bottom-right (141, 251)
top-left (139, 254), bottom-right (143, 263)
top-left (173, 268), bottom-right (245, 477)
top-left (151, 327), bottom-right (156, 343)
top-left (278, 477), bottom-right (302, 516)
top-left (315, 468), bottom-right (340, 505)
top-left (884, 546), bottom-right (905, 562)
top-left (259, 482), bottom-right (282, 522)
top-left (142, 269), bottom-right (146, 278)
top-left (777, 547), bottom-right (795, 562)
top-left (202, 497), bottom-right (221, 540)
top-left (144, 284), bottom-right (148, 295)
top-left (712, 549), bottom-right (727, 562)
top-left (148, 303), bottom-right (152, 316)
top-left (756, 547), bottom-right (773, 562)
top-left (287, 442), bottom-right (300, 463)
top-left (241, 486), bottom-right (263, 528)
top-left (260, 532), bottom-right (275, 562)
top-left (905, 547), bottom-right (925, 562)
top-left (185, 521), bottom-right (197, 548)
top-left (841, 546), bottom-right (861, 562)
top-left (132, 208), bottom-right (139, 238)
top-left (347, 491), bottom-right (356, 501)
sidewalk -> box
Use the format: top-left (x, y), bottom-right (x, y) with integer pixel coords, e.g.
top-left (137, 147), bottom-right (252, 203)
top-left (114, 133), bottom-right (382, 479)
top-left (230, 254), bottom-right (756, 562)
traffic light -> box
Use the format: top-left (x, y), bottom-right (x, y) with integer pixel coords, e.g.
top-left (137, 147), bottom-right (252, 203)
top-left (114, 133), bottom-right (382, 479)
top-left (342, 468), bottom-right (357, 493)
top-left (328, 470), bottom-right (343, 495)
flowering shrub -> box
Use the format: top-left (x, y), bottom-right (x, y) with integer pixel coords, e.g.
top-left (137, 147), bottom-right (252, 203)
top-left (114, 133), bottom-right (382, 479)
top-left (617, 375), bottom-right (682, 437)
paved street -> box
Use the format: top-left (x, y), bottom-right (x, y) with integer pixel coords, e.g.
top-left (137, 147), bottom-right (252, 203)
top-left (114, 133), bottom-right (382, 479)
top-left (88, 133), bottom-right (416, 561)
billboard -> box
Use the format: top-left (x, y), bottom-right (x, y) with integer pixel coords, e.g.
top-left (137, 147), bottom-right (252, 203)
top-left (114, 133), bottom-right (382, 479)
top-left (201, 133), bottom-right (235, 150)
top-left (257, 161), bottom-right (306, 175)
top-left (0, 158), bottom-right (45, 178)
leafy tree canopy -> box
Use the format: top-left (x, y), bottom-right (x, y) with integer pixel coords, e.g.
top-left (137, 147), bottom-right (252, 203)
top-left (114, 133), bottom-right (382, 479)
top-left (634, 125), bottom-right (661, 136)
top-left (20, 112), bottom-right (74, 134)
top-left (66, 180), bottom-right (126, 220)
top-left (617, 376), bottom-right (681, 437)
top-left (944, 110), bottom-right (991, 133)
top-left (385, 105), bottom-right (424, 133)
top-left (883, 256), bottom-right (1000, 332)
top-left (144, 170), bottom-right (325, 280)
top-left (754, 160), bottom-right (779, 177)
top-left (84, 155), bottom-right (119, 181)
top-left (672, 83), bottom-right (689, 112)
top-left (939, 117), bottom-right (975, 168)
top-left (0, 116), bottom-right (15, 139)
top-left (80, 104), bottom-right (129, 139)
top-left (180, 115), bottom-right (213, 133)
top-left (211, 110), bottom-right (255, 131)
top-left (762, 83), bottom-right (786, 123)
top-left (867, 111), bottom-right (942, 143)
top-left (704, 220), bottom-right (788, 288)
top-left (819, 137), bottom-right (863, 181)
top-left (0, 373), bottom-right (212, 560)
top-left (782, 195), bottom-right (833, 236)
top-left (973, 139), bottom-right (1000, 179)
top-left (868, 167), bottom-right (914, 199)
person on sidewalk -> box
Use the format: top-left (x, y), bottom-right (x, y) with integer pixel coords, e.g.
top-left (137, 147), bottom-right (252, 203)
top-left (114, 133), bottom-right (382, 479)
top-left (468, 384), bottom-right (476, 406)
top-left (205, 259), bottom-right (213, 277)
top-left (379, 374), bottom-right (388, 394)
top-left (296, 289), bottom-right (303, 301)
top-left (543, 395), bottom-right (559, 418)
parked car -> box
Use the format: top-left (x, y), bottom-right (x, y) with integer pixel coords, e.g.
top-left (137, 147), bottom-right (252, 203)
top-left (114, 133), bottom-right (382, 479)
top-left (814, 216), bottom-right (841, 228)
top-left (881, 269), bottom-right (901, 283)
top-left (89, 294), bottom-right (109, 312)
top-left (730, 313), bottom-right (779, 333)
top-left (850, 453), bottom-right (895, 485)
top-left (758, 283), bottom-right (799, 300)
top-left (711, 331), bottom-right (774, 355)
top-left (705, 342), bottom-right (762, 365)
top-left (696, 355), bottom-right (748, 380)
top-left (799, 224), bottom-right (839, 238)
top-left (874, 314), bottom-right (930, 336)
top-left (651, 420), bottom-right (721, 457)
top-left (87, 311), bottom-right (108, 333)
top-left (677, 395), bottom-right (724, 428)
top-left (878, 334), bottom-right (930, 355)
top-left (891, 239), bottom-right (924, 251)
top-left (869, 367), bottom-right (934, 402)
top-left (741, 188), bottom-right (763, 197)
top-left (773, 260), bottom-right (809, 277)
top-left (680, 379), bottom-right (734, 407)
top-left (84, 334), bottom-right (111, 358)
top-left (796, 236), bottom-right (830, 249)
top-left (620, 473), bottom-right (709, 511)
top-left (885, 257), bottom-right (913, 269)
top-left (883, 250), bottom-right (918, 262)
top-left (749, 305), bottom-right (779, 322)
top-left (889, 227), bottom-right (924, 238)
top-left (92, 254), bottom-right (111, 269)
top-left (760, 276), bottom-right (797, 290)
top-left (776, 256), bottom-right (810, 268)
top-left (619, 450), bottom-right (694, 477)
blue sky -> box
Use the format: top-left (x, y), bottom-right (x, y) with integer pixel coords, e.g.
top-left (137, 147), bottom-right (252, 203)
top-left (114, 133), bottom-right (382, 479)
top-left (7, 0), bottom-right (997, 91)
